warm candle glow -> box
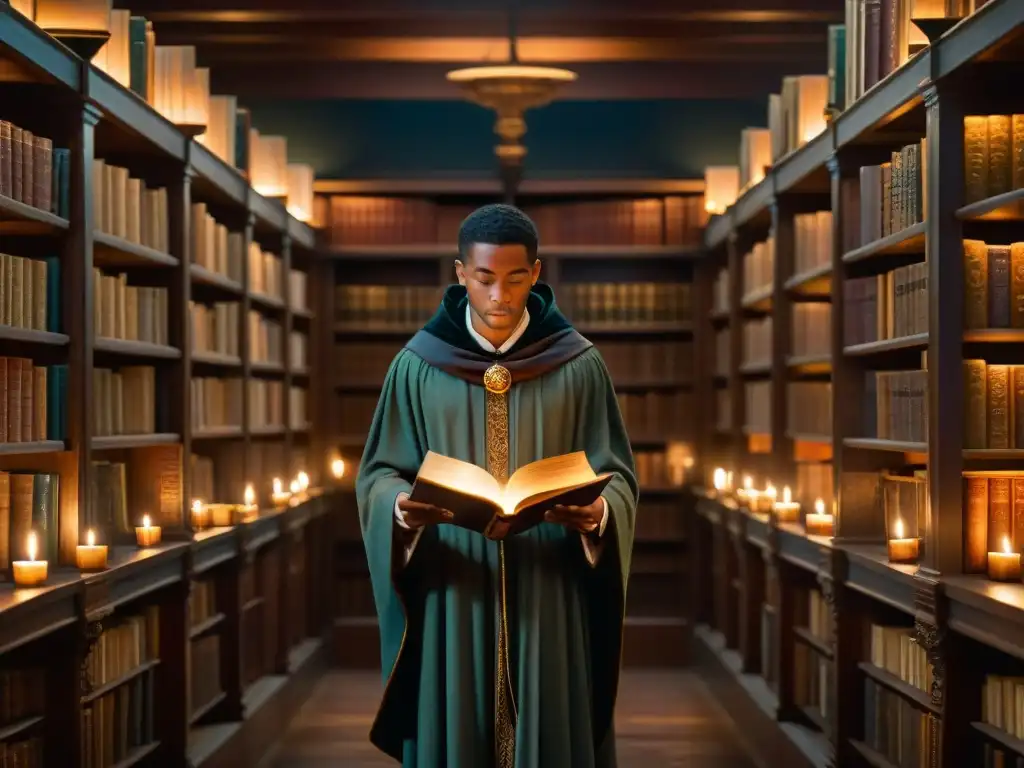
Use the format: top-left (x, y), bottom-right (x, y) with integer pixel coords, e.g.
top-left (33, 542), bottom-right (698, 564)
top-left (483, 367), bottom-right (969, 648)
top-left (142, 515), bottom-right (151, 528)
top-left (289, 479), bottom-right (300, 494)
top-left (331, 458), bottom-right (346, 479)
top-left (1004, 535), bottom-right (1013, 555)
top-left (135, 515), bottom-right (161, 546)
top-left (772, 484), bottom-right (801, 523)
top-left (765, 483), bottom-right (777, 500)
top-left (13, 531), bottom-right (48, 586)
top-left (805, 498), bottom-right (834, 537)
top-left (77, 528), bottom-right (108, 570)
top-left (713, 468), bottom-right (726, 491)
top-left (987, 535), bottom-right (1021, 581)
top-left (298, 471), bottom-right (310, 491)
top-left (743, 475), bottom-right (753, 490)
top-left (192, 499), bottom-right (202, 515)
top-left (273, 478), bottom-right (283, 495)
top-left (244, 483), bottom-right (255, 507)
top-left (26, 531), bottom-right (36, 562)
top-left (86, 529), bottom-right (95, 547)
top-left (894, 517), bottom-right (904, 539)
top-left (815, 498), bottom-right (826, 515)
top-left (782, 486), bottom-right (792, 504)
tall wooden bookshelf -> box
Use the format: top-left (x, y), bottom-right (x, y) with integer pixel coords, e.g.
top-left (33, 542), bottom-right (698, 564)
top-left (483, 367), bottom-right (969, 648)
top-left (0, 8), bottom-right (341, 768)
top-left (315, 178), bottom-right (704, 667)
top-left (690, 2), bottom-right (1024, 767)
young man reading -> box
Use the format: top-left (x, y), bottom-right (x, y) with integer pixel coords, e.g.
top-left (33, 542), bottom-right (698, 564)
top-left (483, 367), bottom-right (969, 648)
top-left (357, 203), bottom-right (638, 767)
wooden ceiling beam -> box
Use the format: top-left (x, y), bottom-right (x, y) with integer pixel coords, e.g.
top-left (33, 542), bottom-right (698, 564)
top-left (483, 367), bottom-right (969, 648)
top-left (209, 60), bottom-right (818, 100)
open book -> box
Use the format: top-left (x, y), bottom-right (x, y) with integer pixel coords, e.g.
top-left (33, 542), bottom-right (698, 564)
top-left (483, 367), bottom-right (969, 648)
top-left (409, 450), bottom-right (612, 539)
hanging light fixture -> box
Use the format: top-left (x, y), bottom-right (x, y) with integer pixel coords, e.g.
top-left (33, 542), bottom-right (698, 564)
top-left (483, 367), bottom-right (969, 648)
top-left (446, 0), bottom-right (576, 201)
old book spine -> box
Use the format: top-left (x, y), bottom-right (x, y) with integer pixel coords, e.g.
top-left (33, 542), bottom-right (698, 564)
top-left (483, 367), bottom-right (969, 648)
top-left (965, 476), bottom-right (989, 573)
top-left (890, 151), bottom-right (903, 234)
top-left (965, 360), bottom-right (988, 449)
top-left (990, 478), bottom-right (1013, 551)
top-left (19, 358), bottom-right (31, 442)
top-left (989, 245), bottom-right (1012, 328)
top-left (964, 115), bottom-right (990, 204)
top-left (32, 366), bottom-right (46, 442)
top-left (964, 239), bottom-right (990, 329)
top-left (7, 358), bottom-right (22, 443)
top-left (1012, 243), bottom-right (1024, 328)
top-left (0, 472), bottom-right (9, 571)
top-left (881, 163), bottom-right (892, 237)
top-left (987, 115), bottom-right (1013, 197)
top-left (988, 364), bottom-right (1011, 450)
top-left (9, 473), bottom-right (33, 561)
top-left (1013, 115), bottom-right (1024, 191)
top-left (0, 121), bottom-right (11, 199)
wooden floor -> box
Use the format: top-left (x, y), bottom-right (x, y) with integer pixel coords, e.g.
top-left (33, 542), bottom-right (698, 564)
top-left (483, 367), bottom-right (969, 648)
top-left (266, 670), bottom-right (757, 767)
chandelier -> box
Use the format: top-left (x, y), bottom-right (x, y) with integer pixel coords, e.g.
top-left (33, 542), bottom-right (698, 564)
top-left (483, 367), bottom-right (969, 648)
top-left (446, 4), bottom-right (577, 198)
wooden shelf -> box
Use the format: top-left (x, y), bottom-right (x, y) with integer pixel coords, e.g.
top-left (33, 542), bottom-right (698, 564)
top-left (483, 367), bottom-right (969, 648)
top-left (91, 433), bottom-right (181, 450)
top-left (956, 187), bottom-right (1024, 221)
top-left (0, 193), bottom-right (69, 234)
top-left (0, 324), bottom-right (70, 346)
top-left (93, 231), bottom-right (179, 268)
top-left (191, 350), bottom-right (243, 367)
top-left (784, 263), bottom-right (832, 296)
top-left (843, 333), bottom-right (929, 357)
top-left (0, 440), bottom-right (66, 455)
top-left (840, 222), bottom-right (927, 267)
top-left (94, 337), bottom-right (182, 360)
top-left (189, 264), bottom-right (245, 294)
top-left (857, 662), bottom-right (938, 715)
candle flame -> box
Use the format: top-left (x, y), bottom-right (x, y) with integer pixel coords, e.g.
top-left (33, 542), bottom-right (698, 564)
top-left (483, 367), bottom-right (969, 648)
top-left (814, 498), bottom-right (825, 515)
top-left (289, 479), bottom-right (300, 494)
top-left (244, 483), bottom-right (255, 506)
top-left (1004, 535), bottom-right (1013, 555)
top-left (298, 471), bottom-right (310, 490)
top-left (86, 529), bottom-right (95, 547)
top-left (783, 486), bottom-right (792, 504)
top-left (142, 514), bottom-right (151, 528)
top-left (743, 475), bottom-right (753, 490)
top-left (331, 458), bottom-right (345, 479)
top-left (765, 483), bottom-right (777, 500)
top-left (273, 477), bottom-right (283, 495)
top-left (192, 499), bottom-right (202, 513)
top-left (894, 517), bottom-right (904, 539)
top-left (26, 531), bottom-right (36, 562)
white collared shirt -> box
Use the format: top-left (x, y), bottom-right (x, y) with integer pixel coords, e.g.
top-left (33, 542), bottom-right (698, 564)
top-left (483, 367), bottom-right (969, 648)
top-left (395, 299), bottom-right (608, 563)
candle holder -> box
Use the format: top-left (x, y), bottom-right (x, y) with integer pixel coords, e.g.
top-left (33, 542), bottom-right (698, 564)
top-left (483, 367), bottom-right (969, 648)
top-left (887, 517), bottom-right (921, 564)
top-left (988, 535), bottom-right (1021, 582)
top-left (191, 499), bottom-right (211, 531)
top-left (772, 486), bottom-right (801, 524)
top-left (804, 498), bottom-right (834, 537)
top-left (271, 477), bottom-right (291, 509)
top-left (76, 529), bottom-right (108, 571)
top-left (13, 531), bottom-right (48, 587)
top-left (330, 457), bottom-right (346, 480)
top-left (135, 515), bottom-right (161, 547)
top-left (239, 483), bottom-right (259, 522)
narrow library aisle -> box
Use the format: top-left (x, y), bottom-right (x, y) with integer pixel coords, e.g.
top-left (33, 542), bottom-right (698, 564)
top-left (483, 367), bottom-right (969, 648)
top-left (266, 670), bottom-right (758, 768)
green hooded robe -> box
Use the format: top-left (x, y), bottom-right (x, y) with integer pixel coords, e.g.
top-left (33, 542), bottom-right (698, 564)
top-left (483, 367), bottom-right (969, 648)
top-left (357, 284), bottom-right (638, 767)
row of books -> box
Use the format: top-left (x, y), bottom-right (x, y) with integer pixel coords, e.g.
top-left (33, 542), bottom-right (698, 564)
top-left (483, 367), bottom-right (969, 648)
top-left (93, 366), bottom-right (161, 437)
top-left (93, 271), bottom-right (169, 346)
top-left (805, 588), bottom-right (832, 645)
top-left (190, 454), bottom-right (215, 505)
top-left (862, 678), bottom-right (935, 768)
top-left (859, 141), bottom-right (926, 245)
top-left (249, 312), bottom-right (283, 366)
top-left (289, 331), bottom-right (308, 371)
top-left (964, 240), bottom-right (1024, 330)
top-left (0, 119), bottom-right (68, 217)
top-left (713, 270), bottom-right (729, 316)
top-left (787, 382), bottom-right (832, 438)
top-left (82, 668), bottom-right (156, 768)
top-left (191, 378), bottom-right (242, 432)
top-left (743, 317), bottom-right (772, 368)
top-left (982, 673), bottom-right (1024, 743)
top-left (796, 463), bottom-right (833, 510)
top-left (85, 610), bottom-right (159, 690)
top-left (0, 471), bottom-right (58, 568)
top-left (742, 237), bottom-right (775, 299)
top-left (793, 641), bottom-right (830, 729)
top-left (248, 244), bottom-right (283, 301)
top-left (745, 380), bottom-right (771, 435)
top-left (964, 475), bottom-right (1024, 574)
top-left (616, 392), bottom-right (692, 439)
top-left (289, 387), bottom-right (308, 429)
top-left (964, 114), bottom-right (1024, 206)
top-left (867, 369), bottom-right (928, 445)
top-left (190, 202), bottom-right (244, 285)
top-left (716, 389), bottom-right (731, 433)
top-left (869, 623), bottom-right (932, 695)
top-left (634, 449), bottom-right (686, 488)
top-left (190, 579), bottom-right (217, 628)
top-left (249, 379), bottom-right (284, 430)
top-left (793, 211), bottom-right (833, 277)
top-left (844, 264), bottom-right (928, 348)
top-left (93, 159), bottom-right (169, 254)
top-left (191, 302), bottom-right (241, 359)
top-left (598, 341), bottom-right (692, 383)
top-left (964, 361), bottom-right (1023, 450)
top-left (334, 285), bottom-right (442, 329)
top-left (0, 253), bottom-right (60, 335)
top-left (327, 195), bottom-right (708, 247)
top-left (0, 667), bottom-right (44, 726)
top-left (189, 634), bottom-right (222, 723)
top-left (0, 360), bottom-right (64, 443)
top-left (560, 283), bottom-right (692, 327)
top-left (792, 303), bottom-right (831, 359)
top-left (715, 329), bottom-right (730, 378)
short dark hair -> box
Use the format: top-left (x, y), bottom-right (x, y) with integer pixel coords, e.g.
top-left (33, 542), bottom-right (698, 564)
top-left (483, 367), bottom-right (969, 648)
top-left (457, 203), bottom-right (539, 261)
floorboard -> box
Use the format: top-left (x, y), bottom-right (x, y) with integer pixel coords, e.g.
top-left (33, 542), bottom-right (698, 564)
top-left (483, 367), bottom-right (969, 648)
top-left (266, 670), bottom-right (757, 767)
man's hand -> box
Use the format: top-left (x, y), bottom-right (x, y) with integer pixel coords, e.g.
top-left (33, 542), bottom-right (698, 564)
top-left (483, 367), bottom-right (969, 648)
top-left (397, 497), bottom-right (454, 530)
top-left (544, 499), bottom-right (603, 534)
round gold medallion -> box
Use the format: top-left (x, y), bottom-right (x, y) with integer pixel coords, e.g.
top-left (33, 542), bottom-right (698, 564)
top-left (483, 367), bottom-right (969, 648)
top-left (483, 364), bottom-right (512, 395)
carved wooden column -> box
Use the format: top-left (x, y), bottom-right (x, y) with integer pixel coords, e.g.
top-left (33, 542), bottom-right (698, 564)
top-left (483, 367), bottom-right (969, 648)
top-left (913, 576), bottom-right (946, 768)
top-left (817, 547), bottom-right (850, 768)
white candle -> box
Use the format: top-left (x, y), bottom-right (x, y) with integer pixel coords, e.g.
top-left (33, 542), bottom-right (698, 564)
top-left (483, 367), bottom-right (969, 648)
top-left (76, 528), bottom-right (108, 570)
top-left (135, 514), bottom-right (161, 546)
top-left (773, 485), bottom-right (801, 523)
top-left (13, 531), bottom-right (48, 586)
top-left (805, 498), bottom-right (834, 537)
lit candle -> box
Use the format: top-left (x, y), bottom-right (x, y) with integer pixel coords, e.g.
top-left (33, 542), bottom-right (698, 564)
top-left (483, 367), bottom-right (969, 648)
top-left (13, 531), bottom-right (48, 587)
top-left (271, 477), bottom-right (291, 508)
top-left (76, 528), bottom-right (108, 571)
top-left (244, 483), bottom-right (256, 508)
top-left (331, 457), bottom-right (346, 479)
top-left (191, 499), bottom-right (210, 530)
top-left (887, 517), bottom-right (921, 564)
top-left (135, 514), bottom-right (161, 547)
top-left (773, 486), bottom-right (801, 523)
top-left (759, 483), bottom-right (778, 514)
top-left (988, 535), bottom-right (1021, 582)
top-left (712, 468), bottom-right (727, 497)
top-left (297, 471), bottom-right (310, 492)
top-left (805, 498), bottom-right (834, 537)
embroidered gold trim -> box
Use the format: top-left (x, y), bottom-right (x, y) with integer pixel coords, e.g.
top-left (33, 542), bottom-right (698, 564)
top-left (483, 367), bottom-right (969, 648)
top-left (485, 369), bottom-right (516, 767)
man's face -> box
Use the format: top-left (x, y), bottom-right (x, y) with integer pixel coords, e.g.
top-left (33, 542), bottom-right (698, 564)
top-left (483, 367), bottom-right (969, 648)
top-left (455, 243), bottom-right (541, 334)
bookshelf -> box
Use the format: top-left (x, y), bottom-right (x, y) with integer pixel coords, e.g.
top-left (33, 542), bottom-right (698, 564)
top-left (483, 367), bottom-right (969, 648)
top-left (0, 7), bottom-right (342, 767)
top-left (318, 180), bottom-right (705, 667)
top-left (690, 2), bottom-right (1024, 768)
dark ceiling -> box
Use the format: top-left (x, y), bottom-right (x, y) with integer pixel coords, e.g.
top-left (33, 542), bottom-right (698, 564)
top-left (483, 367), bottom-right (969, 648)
top-left (115, 0), bottom-right (845, 100)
